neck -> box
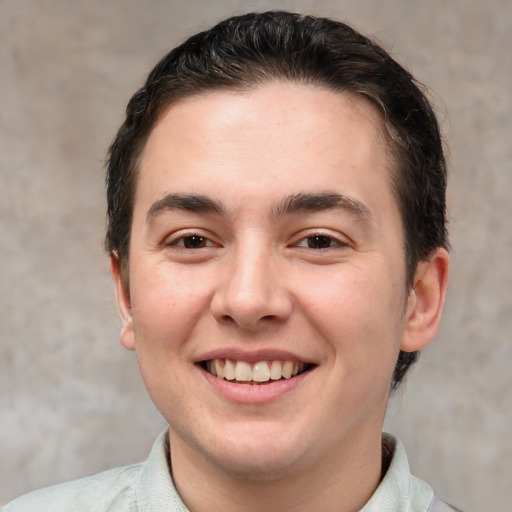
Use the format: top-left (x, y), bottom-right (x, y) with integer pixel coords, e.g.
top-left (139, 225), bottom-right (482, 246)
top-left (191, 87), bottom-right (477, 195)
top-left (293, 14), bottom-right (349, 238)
top-left (168, 428), bottom-right (384, 512)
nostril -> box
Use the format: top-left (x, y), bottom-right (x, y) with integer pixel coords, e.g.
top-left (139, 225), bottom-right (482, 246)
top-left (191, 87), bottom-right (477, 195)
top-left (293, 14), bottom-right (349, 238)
top-left (210, 282), bottom-right (292, 329)
top-left (221, 314), bottom-right (235, 323)
top-left (216, 313), bottom-right (279, 330)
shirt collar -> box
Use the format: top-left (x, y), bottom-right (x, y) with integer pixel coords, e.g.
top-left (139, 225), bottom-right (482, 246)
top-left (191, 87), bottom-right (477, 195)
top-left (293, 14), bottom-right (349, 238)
top-left (361, 433), bottom-right (434, 512)
top-left (136, 430), bottom-right (189, 511)
top-left (136, 431), bottom-right (434, 512)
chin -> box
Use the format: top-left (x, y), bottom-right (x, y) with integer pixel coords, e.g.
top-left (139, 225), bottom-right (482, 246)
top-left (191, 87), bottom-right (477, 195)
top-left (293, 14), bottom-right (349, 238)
top-left (207, 444), bottom-right (306, 481)
top-left (176, 421), bottom-right (312, 481)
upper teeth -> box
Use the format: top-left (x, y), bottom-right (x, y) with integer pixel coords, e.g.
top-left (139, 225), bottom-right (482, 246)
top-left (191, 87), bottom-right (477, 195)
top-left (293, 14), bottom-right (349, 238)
top-left (207, 359), bottom-right (306, 382)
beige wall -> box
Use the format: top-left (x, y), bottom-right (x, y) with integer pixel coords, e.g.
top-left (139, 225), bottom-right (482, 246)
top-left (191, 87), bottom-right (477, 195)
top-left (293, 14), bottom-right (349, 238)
top-left (1, 1), bottom-right (510, 509)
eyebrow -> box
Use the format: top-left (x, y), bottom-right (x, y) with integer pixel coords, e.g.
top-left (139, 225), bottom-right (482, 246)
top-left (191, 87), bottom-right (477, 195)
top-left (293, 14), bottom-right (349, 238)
top-left (146, 191), bottom-right (371, 223)
top-left (147, 193), bottom-right (226, 220)
top-left (272, 192), bottom-right (372, 220)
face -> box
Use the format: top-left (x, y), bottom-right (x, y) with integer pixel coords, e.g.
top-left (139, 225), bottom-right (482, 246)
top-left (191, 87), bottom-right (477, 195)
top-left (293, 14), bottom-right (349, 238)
top-left (113, 83), bottom-right (438, 480)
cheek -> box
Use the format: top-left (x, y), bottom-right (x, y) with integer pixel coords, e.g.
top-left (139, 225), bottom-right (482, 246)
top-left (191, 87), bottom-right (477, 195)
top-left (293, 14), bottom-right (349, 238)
top-left (299, 266), bottom-right (383, 322)
top-left (297, 264), bottom-right (405, 360)
top-left (130, 263), bottom-right (215, 348)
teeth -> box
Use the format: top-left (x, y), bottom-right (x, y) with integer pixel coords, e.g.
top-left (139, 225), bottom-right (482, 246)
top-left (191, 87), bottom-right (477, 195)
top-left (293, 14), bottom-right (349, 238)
top-left (206, 359), bottom-right (307, 383)
top-left (214, 359), bottom-right (224, 379)
top-left (253, 361), bottom-right (270, 382)
top-left (282, 361), bottom-right (293, 379)
top-left (235, 361), bottom-right (252, 381)
top-left (270, 361), bottom-right (282, 380)
top-left (223, 359), bottom-right (236, 381)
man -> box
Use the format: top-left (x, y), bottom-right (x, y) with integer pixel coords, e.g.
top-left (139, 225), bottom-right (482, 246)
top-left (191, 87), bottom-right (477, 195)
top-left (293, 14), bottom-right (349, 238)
top-left (4, 11), bottom-right (458, 512)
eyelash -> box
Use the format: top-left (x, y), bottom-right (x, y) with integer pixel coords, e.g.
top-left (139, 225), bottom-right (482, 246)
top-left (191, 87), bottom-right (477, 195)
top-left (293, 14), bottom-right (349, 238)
top-left (166, 233), bottom-right (217, 249)
top-left (165, 231), bottom-right (347, 251)
top-left (293, 233), bottom-right (348, 250)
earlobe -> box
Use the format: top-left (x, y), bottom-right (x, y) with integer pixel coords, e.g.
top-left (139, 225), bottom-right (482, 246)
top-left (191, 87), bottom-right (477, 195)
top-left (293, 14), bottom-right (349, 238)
top-left (401, 248), bottom-right (450, 352)
top-left (110, 254), bottom-right (136, 351)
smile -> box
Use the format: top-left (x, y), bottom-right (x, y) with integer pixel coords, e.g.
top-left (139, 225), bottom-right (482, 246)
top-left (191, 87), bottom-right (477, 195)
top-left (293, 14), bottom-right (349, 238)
top-left (203, 359), bottom-right (312, 384)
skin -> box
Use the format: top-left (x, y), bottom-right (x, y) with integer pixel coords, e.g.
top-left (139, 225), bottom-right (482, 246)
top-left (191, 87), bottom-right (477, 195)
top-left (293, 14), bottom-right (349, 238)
top-left (111, 82), bottom-right (449, 512)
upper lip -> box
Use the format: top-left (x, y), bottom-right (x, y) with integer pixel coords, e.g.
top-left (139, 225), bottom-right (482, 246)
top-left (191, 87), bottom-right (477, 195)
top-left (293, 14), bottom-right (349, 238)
top-left (194, 348), bottom-right (316, 365)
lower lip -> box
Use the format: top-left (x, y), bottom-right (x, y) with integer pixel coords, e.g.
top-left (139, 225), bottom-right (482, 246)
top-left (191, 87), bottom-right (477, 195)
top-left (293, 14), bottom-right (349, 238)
top-left (199, 366), bottom-right (312, 404)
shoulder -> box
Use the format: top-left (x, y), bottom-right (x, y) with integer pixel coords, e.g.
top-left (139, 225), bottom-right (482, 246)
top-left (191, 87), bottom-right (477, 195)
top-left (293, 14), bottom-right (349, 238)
top-left (3, 462), bottom-right (144, 512)
top-left (3, 431), bottom-right (187, 512)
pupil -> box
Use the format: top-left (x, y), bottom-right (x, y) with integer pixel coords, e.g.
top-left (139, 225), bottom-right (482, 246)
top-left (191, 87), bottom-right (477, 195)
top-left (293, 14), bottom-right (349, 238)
top-left (184, 235), bottom-right (205, 248)
top-left (308, 235), bottom-right (331, 249)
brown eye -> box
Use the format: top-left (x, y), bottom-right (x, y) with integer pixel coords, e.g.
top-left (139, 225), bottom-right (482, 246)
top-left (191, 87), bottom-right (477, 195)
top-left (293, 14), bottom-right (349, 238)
top-left (181, 235), bottom-right (207, 248)
top-left (307, 235), bottom-right (335, 249)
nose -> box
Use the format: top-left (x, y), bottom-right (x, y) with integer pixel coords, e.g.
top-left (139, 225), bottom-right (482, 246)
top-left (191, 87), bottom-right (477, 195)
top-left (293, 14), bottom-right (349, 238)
top-left (210, 247), bottom-right (292, 331)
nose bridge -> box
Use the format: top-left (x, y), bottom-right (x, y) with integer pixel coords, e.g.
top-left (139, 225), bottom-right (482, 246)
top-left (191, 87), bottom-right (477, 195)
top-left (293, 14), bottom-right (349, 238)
top-left (212, 236), bottom-right (291, 328)
top-left (232, 242), bottom-right (272, 302)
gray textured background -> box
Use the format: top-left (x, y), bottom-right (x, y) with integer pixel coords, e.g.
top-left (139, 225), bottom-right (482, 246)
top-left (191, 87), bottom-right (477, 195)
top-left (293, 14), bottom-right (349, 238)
top-left (1, 1), bottom-right (510, 510)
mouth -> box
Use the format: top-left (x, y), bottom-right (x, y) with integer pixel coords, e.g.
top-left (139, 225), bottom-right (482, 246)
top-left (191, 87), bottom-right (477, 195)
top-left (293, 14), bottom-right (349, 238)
top-left (200, 359), bottom-right (314, 385)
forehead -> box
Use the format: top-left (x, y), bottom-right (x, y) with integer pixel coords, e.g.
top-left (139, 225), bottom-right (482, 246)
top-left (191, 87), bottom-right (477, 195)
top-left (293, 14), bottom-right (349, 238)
top-left (136, 82), bottom-right (395, 213)
top-left (146, 83), bottom-right (388, 149)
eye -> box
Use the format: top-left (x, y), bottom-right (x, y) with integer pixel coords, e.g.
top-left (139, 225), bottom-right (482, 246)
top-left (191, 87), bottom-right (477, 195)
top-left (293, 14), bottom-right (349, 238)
top-left (295, 233), bottom-right (347, 249)
top-left (168, 234), bottom-right (215, 249)
top-left (306, 234), bottom-right (336, 249)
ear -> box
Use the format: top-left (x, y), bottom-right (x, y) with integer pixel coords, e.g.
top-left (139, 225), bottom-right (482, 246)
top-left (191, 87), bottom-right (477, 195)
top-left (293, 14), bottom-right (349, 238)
top-left (110, 254), bottom-right (136, 351)
top-left (401, 247), bottom-right (450, 352)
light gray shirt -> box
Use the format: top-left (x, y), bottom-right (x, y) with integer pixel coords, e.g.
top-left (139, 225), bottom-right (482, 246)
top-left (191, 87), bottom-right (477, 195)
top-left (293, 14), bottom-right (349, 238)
top-left (3, 432), bottom-right (461, 511)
